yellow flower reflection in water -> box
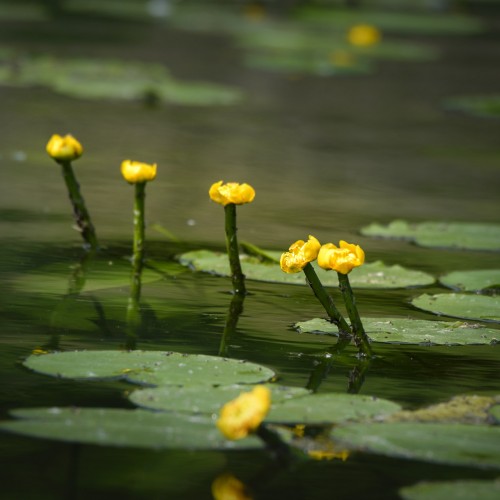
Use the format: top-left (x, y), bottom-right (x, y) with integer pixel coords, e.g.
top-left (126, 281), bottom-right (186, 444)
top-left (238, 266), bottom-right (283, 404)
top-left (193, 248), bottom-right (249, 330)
top-left (317, 240), bottom-right (365, 275)
top-left (46, 134), bottom-right (83, 162)
top-left (280, 235), bottom-right (321, 273)
top-left (347, 24), bottom-right (382, 47)
top-left (217, 385), bottom-right (271, 440)
top-left (211, 473), bottom-right (253, 500)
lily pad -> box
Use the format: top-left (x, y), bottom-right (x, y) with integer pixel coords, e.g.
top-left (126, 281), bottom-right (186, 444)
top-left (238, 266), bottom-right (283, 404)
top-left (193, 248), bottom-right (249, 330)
top-left (445, 95), bottom-right (500, 119)
top-left (412, 293), bottom-right (500, 323)
top-left (0, 55), bottom-right (242, 106)
top-left (179, 250), bottom-right (435, 289)
top-left (130, 384), bottom-right (310, 414)
top-left (267, 393), bottom-right (401, 425)
top-left (0, 407), bottom-right (262, 450)
top-left (23, 350), bottom-right (275, 387)
top-left (439, 270), bottom-right (500, 292)
top-left (332, 422), bottom-right (500, 468)
top-left (490, 405), bottom-right (500, 424)
top-left (296, 317), bottom-right (500, 345)
top-left (361, 220), bottom-right (500, 251)
top-left (400, 479), bottom-right (500, 500)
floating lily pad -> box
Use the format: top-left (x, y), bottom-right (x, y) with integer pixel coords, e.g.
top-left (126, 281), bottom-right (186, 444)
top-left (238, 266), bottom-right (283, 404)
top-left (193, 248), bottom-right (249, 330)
top-left (179, 250), bottom-right (434, 289)
top-left (332, 422), bottom-right (500, 468)
top-left (296, 7), bottom-right (483, 35)
top-left (0, 407), bottom-right (262, 450)
top-left (439, 270), bottom-right (500, 292)
top-left (412, 293), bottom-right (500, 323)
top-left (490, 405), bottom-right (500, 424)
top-left (445, 95), bottom-right (500, 119)
top-left (130, 384), bottom-right (310, 414)
top-left (10, 259), bottom-right (178, 295)
top-left (361, 220), bottom-right (500, 251)
top-left (400, 479), bottom-right (500, 500)
top-left (24, 351), bottom-right (275, 387)
top-left (267, 393), bottom-right (401, 425)
top-left (296, 317), bottom-right (499, 345)
top-left (0, 55), bottom-right (242, 106)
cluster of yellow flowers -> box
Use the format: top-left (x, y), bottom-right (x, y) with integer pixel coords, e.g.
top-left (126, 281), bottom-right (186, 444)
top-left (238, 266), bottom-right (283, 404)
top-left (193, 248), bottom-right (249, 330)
top-left (46, 134), bottom-right (157, 185)
top-left (280, 236), bottom-right (365, 275)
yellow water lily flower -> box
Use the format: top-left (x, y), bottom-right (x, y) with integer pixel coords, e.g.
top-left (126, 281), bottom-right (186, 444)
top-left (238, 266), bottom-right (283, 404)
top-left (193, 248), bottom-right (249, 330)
top-left (280, 235), bottom-right (321, 274)
top-left (46, 134), bottom-right (83, 162)
top-left (217, 385), bottom-right (271, 440)
top-left (308, 449), bottom-right (350, 461)
top-left (121, 160), bottom-right (157, 184)
top-left (317, 240), bottom-right (365, 275)
top-left (347, 24), bottom-right (382, 47)
top-left (209, 181), bottom-right (256, 206)
top-left (211, 473), bottom-right (253, 500)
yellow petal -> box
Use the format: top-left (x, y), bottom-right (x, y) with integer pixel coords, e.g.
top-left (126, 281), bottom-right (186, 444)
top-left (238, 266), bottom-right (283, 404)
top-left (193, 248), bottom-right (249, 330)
top-left (209, 181), bottom-right (256, 206)
top-left (46, 134), bottom-right (83, 162)
top-left (120, 160), bottom-right (157, 184)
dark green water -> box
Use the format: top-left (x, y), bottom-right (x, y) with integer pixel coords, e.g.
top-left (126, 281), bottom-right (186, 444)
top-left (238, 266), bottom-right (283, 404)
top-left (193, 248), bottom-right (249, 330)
top-left (1, 2), bottom-right (500, 499)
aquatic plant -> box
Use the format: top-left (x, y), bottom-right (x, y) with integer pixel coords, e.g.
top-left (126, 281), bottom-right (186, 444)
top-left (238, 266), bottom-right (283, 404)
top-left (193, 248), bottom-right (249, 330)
top-left (46, 133), bottom-right (98, 250)
top-left (209, 181), bottom-right (256, 295)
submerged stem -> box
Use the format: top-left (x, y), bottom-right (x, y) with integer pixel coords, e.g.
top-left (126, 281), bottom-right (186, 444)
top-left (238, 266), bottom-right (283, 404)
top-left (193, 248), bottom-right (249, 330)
top-left (224, 203), bottom-right (246, 295)
top-left (60, 161), bottom-right (98, 250)
top-left (302, 263), bottom-right (351, 335)
top-left (337, 272), bottom-right (373, 357)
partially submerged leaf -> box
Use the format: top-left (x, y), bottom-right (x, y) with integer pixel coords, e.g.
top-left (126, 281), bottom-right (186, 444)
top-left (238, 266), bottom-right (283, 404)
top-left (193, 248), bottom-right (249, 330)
top-left (400, 479), bottom-right (500, 500)
top-left (0, 407), bottom-right (262, 450)
top-left (439, 269), bottom-right (500, 292)
top-left (412, 293), bottom-right (500, 323)
top-left (332, 422), bottom-right (500, 468)
top-left (179, 250), bottom-right (434, 289)
top-left (445, 94), bottom-right (500, 119)
top-left (267, 393), bottom-right (401, 425)
top-left (296, 317), bottom-right (500, 345)
top-left (130, 384), bottom-right (310, 414)
top-left (24, 350), bottom-right (275, 387)
top-left (361, 220), bottom-right (500, 251)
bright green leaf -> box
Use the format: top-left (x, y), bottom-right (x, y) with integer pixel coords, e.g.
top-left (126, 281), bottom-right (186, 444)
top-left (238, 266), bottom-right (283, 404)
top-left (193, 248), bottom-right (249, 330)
top-left (332, 422), bottom-right (500, 468)
top-left (179, 250), bottom-right (434, 289)
top-left (130, 384), bottom-right (310, 414)
top-left (440, 269), bottom-right (500, 292)
top-left (296, 317), bottom-right (500, 345)
top-left (0, 407), bottom-right (262, 450)
top-left (267, 393), bottom-right (401, 424)
top-left (24, 350), bottom-right (275, 387)
top-left (361, 220), bottom-right (500, 251)
top-left (412, 293), bottom-right (500, 323)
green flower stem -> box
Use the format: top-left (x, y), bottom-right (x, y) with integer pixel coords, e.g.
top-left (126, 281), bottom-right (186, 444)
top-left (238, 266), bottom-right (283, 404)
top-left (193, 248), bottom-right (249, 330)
top-left (60, 160), bottom-right (98, 250)
top-left (218, 292), bottom-right (245, 357)
top-left (224, 203), bottom-right (246, 295)
top-left (255, 424), bottom-right (292, 464)
top-left (302, 263), bottom-right (351, 335)
top-left (337, 272), bottom-right (373, 358)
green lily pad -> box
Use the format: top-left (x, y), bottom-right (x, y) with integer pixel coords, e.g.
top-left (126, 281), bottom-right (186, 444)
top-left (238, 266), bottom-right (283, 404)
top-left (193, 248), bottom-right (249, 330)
top-left (267, 393), bottom-right (401, 425)
top-left (296, 7), bottom-right (483, 35)
top-left (490, 405), bottom-right (500, 424)
top-left (23, 350), bottom-right (275, 387)
top-left (332, 422), bottom-right (500, 468)
top-left (445, 95), bottom-right (500, 119)
top-left (0, 55), bottom-right (242, 106)
top-left (440, 270), bottom-right (500, 292)
top-left (10, 259), bottom-right (179, 295)
top-left (361, 220), bottom-right (500, 251)
top-left (0, 407), bottom-right (262, 450)
top-left (400, 479), bottom-right (500, 500)
top-left (130, 384), bottom-right (310, 414)
top-left (179, 250), bottom-right (434, 289)
top-left (412, 293), bottom-right (500, 323)
top-left (296, 317), bottom-right (500, 345)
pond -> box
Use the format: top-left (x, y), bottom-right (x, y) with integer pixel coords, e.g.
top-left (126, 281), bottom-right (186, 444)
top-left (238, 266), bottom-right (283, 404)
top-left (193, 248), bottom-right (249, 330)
top-left (1, 1), bottom-right (500, 499)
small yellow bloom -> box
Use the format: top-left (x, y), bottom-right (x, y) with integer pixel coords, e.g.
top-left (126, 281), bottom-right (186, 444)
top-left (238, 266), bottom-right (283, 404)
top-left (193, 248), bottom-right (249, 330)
top-left (317, 240), bottom-right (365, 275)
top-left (211, 473), bottom-right (253, 500)
top-left (308, 449), bottom-right (350, 461)
top-left (280, 235), bottom-right (321, 274)
top-left (46, 134), bottom-right (83, 162)
top-left (347, 24), bottom-right (382, 47)
top-left (121, 160), bottom-right (157, 184)
top-left (31, 348), bottom-right (49, 355)
top-left (209, 181), bottom-right (256, 206)
top-left (217, 385), bottom-right (271, 440)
